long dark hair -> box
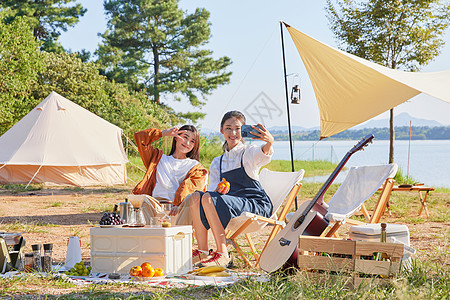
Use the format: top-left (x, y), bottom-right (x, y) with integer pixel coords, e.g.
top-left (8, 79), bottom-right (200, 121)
top-left (168, 125), bottom-right (201, 161)
top-left (220, 111), bottom-right (246, 152)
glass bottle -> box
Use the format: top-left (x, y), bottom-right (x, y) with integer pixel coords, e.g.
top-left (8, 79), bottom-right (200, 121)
top-left (31, 244), bottom-right (42, 272)
top-left (375, 223), bottom-right (387, 261)
top-left (24, 253), bottom-right (34, 272)
top-left (43, 243), bottom-right (53, 273)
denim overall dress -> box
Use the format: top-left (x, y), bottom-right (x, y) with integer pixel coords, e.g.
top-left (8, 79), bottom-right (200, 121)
top-left (200, 153), bottom-right (273, 230)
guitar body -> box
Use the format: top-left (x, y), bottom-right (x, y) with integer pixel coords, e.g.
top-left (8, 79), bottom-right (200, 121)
top-left (259, 201), bottom-right (328, 273)
top-left (259, 134), bottom-right (374, 273)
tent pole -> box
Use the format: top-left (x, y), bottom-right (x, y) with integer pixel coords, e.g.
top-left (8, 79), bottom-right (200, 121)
top-left (280, 21), bottom-right (297, 209)
top-left (25, 164), bottom-right (43, 189)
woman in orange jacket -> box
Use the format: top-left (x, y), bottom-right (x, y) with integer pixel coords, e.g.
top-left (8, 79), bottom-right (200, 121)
top-left (132, 125), bottom-right (208, 219)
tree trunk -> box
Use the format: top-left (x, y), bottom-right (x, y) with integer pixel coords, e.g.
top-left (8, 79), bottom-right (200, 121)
top-left (153, 47), bottom-right (160, 104)
top-left (389, 108), bottom-right (395, 164)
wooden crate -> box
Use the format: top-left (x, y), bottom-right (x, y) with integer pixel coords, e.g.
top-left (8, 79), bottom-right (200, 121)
top-left (297, 236), bottom-right (404, 286)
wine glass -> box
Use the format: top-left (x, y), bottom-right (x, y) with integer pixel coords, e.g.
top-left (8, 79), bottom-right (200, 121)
top-left (129, 196), bottom-right (145, 227)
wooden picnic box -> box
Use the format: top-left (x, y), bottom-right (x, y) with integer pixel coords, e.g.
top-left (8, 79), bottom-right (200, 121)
top-left (297, 236), bottom-right (404, 286)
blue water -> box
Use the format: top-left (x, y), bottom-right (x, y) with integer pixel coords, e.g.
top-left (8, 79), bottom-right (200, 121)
top-left (251, 140), bottom-right (450, 188)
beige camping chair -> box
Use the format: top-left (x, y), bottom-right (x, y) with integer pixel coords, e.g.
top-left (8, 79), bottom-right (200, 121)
top-left (225, 168), bottom-right (305, 267)
top-left (320, 163), bottom-right (398, 238)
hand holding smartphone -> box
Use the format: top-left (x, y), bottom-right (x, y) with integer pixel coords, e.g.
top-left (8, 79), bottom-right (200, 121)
top-left (241, 124), bottom-right (263, 138)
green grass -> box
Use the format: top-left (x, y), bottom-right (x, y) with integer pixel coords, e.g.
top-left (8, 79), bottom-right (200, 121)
top-left (0, 252), bottom-right (447, 299)
top-left (0, 183), bottom-right (43, 193)
top-left (81, 202), bottom-right (115, 213)
top-left (46, 201), bottom-right (64, 208)
top-left (265, 159), bottom-right (337, 177)
top-left (0, 221), bottom-right (58, 233)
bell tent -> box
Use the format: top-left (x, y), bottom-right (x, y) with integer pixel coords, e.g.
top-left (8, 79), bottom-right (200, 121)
top-left (0, 91), bottom-right (128, 186)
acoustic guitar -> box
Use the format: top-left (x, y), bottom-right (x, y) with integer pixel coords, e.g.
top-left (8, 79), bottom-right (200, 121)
top-left (259, 134), bottom-right (374, 273)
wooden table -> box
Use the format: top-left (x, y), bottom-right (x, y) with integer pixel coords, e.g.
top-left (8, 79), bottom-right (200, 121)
top-left (382, 185), bottom-right (435, 217)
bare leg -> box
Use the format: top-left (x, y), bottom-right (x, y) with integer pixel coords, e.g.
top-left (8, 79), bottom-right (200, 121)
top-left (201, 193), bottom-right (228, 255)
top-left (189, 192), bottom-right (208, 251)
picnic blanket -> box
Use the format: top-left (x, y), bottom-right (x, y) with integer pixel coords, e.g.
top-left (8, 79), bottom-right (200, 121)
top-left (0, 270), bottom-right (269, 288)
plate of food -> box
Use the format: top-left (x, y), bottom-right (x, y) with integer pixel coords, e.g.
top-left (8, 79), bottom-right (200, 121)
top-left (99, 224), bottom-right (123, 228)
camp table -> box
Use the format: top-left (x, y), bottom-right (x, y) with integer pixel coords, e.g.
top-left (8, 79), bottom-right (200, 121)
top-left (379, 184), bottom-right (434, 217)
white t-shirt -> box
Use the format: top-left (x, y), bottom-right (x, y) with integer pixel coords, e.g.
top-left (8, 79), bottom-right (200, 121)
top-left (208, 142), bottom-right (273, 192)
top-left (152, 154), bottom-right (200, 201)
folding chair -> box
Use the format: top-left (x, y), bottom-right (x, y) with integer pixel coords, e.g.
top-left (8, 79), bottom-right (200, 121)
top-left (320, 163), bottom-right (398, 238)
top-left (225, 168), bottom-right (305, 267)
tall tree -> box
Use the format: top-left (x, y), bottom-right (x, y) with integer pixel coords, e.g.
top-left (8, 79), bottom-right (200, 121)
top-left (0, 0), bottom-right (86, 52)
top-left (0, 14), bottom-right (44, 134)
top-left (326, 0), bottom-right (450, 163)
top-left (97, 0), bottom-right (232, 122)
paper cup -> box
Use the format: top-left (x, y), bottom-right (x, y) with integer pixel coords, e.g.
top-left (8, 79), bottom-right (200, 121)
top-left (65, 236), bottom-right (82, 270)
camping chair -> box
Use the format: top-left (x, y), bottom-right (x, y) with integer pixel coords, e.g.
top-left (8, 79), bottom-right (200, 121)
top-left (225, 168), bottom-right (305, 267)
top-left (320, 163), bottom-right (398, 238)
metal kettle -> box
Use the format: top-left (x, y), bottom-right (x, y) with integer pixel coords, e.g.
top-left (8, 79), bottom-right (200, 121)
top-left (118, 198), bottom-right (132, 224)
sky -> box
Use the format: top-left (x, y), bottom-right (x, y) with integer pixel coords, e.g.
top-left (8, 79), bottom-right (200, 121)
top-left (59, 0), bottom-right (450, 132)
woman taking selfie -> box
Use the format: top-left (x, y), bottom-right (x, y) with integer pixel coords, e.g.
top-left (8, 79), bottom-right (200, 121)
top-left (189, 111), bottom-right (274, 267)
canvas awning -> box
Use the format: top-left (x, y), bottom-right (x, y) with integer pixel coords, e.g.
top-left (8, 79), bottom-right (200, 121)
top-left (284, 23), bottom-right (450, 139)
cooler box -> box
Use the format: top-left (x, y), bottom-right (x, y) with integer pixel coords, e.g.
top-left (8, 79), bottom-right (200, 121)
top-left (90, 225), bottom-right (192, 275)
top-left (349, 223), bottom-right (414, 264)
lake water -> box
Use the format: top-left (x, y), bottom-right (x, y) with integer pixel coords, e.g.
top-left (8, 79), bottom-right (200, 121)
top-left (250, 139), bottom-right (450, 188)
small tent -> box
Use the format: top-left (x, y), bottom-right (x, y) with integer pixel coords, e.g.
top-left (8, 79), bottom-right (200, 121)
top-left (0, 91), bottom-right (128, 186)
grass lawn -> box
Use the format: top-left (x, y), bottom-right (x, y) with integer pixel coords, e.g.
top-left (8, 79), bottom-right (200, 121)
top-left (0, 158), bottom-right (448, 299)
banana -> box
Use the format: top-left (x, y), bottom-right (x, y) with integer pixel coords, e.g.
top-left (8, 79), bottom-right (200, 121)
top-left (188, 267), bottom-right (205, 274)
top-left (204, 271), bottom-right (231, 277)
top-left (196, 266), bottom-right (226, 275)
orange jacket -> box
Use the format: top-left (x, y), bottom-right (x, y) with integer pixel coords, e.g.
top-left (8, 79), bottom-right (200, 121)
top-left (132, 128), bottom-right (208, 206)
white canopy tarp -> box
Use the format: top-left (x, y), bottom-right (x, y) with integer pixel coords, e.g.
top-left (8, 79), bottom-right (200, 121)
top-left (0, 91), bottom-right (128, 186)
top-left (285, 23), bottom-right (450, 139)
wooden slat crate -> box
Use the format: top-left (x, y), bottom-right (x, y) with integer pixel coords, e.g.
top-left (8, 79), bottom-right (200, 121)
top-left (297, 236), bottom-right (404, 286)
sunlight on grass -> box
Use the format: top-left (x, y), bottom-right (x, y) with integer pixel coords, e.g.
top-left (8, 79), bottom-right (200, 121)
top-left (81, 203), bottom-right (114, 213)
top-left (0, 221), bottom-right (57, 233)
top-left (266, 159), bottom-right (337, 177)
top-left (46, 201), bottom-right (64, 208)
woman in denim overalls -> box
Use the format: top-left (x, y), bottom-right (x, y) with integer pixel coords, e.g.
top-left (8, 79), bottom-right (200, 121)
top-left (190, 111), bottom-right (274, 267)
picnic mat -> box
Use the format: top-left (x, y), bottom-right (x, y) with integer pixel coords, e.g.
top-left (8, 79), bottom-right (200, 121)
top-left (1, 270), bottom-right (269, 288)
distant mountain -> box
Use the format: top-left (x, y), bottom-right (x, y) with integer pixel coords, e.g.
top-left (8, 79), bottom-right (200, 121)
top-left (354, 112), bottom-right (442, 129)
top-left (200, 112), bottom-right (441, 136)
top-left (268, 125), bottom-right (320, 132)
top-left (200, 125), bottom-right (320, 136)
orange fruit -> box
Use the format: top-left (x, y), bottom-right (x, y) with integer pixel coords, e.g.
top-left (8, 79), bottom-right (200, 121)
top-left (154, 268), bottom-right (164, 277)
top-left (141, 264), bottom-right (155, 277)
top-left (217, 178), bottom-right (230, 194)
top-left (141, 262), bottom-right (153, 269)
top-left (129, 266), bottom-right (142, 276)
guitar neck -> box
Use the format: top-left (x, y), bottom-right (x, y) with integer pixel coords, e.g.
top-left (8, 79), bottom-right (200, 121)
top-left (300, 134), bottom-right (374, 217)
top-left (301, 152), bottom-right (351, 216)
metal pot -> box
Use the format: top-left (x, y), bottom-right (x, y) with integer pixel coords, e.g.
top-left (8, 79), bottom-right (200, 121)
top-left (118, 199), bottom-right (132, 223)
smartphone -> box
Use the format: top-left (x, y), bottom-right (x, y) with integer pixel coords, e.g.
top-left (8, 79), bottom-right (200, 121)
top-left (241, 125), bottom-right (262, 138)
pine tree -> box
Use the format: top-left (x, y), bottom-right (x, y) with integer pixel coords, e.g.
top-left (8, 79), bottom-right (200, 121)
top-left (0, 0), bottom-right (86, 52)
top-left (96, 0), bottom-right (232, 122)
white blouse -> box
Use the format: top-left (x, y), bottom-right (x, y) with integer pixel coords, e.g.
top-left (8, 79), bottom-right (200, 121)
top-left (152, 154), bottom-right (200, 201)
top-left (208, 142), bottom-right (273, 192)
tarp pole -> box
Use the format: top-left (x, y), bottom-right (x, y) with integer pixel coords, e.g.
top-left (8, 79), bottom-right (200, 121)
top-left (280, 21), bottom-right (297, 209)
top-left (25, 164), bottom-right (43, 189)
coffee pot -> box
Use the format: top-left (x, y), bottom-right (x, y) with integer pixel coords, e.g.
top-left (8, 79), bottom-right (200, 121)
top-left (117, 198), bottom-right (133, 224)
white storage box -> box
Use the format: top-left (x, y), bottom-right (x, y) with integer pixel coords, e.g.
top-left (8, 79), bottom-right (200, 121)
top-left (90, 225), bottom-right (192, 275)
top-left (349, 223), bottom-right (414, 264)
